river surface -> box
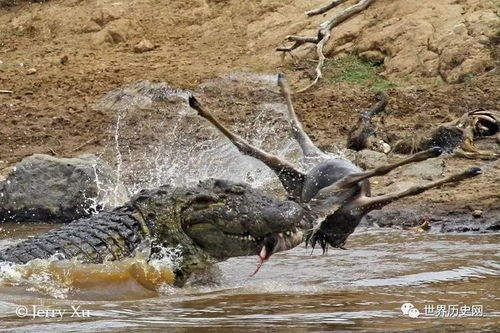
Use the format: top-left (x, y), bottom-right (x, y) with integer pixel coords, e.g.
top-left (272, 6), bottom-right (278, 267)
top-left (0, 223), bottom-right (498, 332)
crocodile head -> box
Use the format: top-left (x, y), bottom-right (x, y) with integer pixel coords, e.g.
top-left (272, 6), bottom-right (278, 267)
top-left (130, 179), bottom-right (309, 281)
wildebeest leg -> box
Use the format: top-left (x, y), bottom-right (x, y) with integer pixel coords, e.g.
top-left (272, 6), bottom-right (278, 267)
top-left (313, 147), bottom-right (443, 201)
top-left (454, 148), bottom-right (498, 160)
top-left (308, 166), bottom-right (482, 252)
top-left (277, 73), bottom-right (327, 163)
top-left (355, 167), bottom-right (482, 212)
top-left (188, 95), bottom-right (306, 199)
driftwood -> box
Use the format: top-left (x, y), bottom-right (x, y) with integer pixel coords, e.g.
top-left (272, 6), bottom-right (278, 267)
top-left (278, 0), bottom-right (377, 92)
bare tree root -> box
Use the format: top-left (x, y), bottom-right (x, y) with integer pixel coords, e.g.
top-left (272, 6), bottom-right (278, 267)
top-left (306, 0), bottom-right (349, 17)
top-left (279, 0), bottom-right (377, 92)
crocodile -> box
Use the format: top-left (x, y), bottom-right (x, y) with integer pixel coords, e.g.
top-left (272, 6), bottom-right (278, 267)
top-left (0, 74), bottom-right (484, 286)
top-left (0, 179), bottom-right (308, 286)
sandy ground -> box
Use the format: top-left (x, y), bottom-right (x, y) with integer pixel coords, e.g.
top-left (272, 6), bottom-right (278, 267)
top-left (0, 0), bottom-right (498, 219)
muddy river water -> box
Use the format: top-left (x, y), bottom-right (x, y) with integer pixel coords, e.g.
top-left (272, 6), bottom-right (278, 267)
top-left (0, 223), bottom-right (498, 332)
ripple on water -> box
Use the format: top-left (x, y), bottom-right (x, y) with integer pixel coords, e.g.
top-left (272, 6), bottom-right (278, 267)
top-left (0, 228), bottom-right (498, 331)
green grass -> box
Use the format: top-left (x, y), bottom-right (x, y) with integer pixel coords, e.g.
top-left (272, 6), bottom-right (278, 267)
top-left (325, 55), bottom-right (396, 91)
top-left (432, 76), bottom-right (445, 86)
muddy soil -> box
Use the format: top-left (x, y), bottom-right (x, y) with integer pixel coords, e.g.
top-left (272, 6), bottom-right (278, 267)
top-left (0, 0), bottom-right (499, 223)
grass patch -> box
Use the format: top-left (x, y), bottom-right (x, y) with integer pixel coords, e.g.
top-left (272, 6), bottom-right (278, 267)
top-left (325, 55), bottom-right (396, 91)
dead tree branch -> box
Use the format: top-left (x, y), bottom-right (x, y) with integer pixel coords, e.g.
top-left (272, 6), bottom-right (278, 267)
top-left (297, 29), bottom-right (331, 93)
top-left (321, 0), bottom-right (375, 31)
top-left (306, 0), bottom-right (349, 17)
top-left (276, 36), bottom-right (319, 52)
top-left (279, 0), bottom-right (377, 92)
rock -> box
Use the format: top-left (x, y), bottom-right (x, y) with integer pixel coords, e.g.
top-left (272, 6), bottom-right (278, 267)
top-left (133, 39), bottom-right (155, 53)
top-left (81, 21), bottom-right (102, 33)
top-left (0, 154), bottom-right (128, 223)
top-left (60, 55), bottom-right (68, 65)
top-left (365, 206), bottom-right (500, 233)
top-left (401, 157), bottom-right (444, 180)
top-left (477, 35), bottom-right (490, 45)
top-left (329, 1), bottom-right (499, 82)
top-left (91, 7), bottom-right (121, 27)
top-left (26, 68), bottom-right (37, 75)
top-left (486, 221), bottom-right (500, 231)
top-left (409, 220), bottom-right (431, 232)
top-left (355, 149), bottom-right (388, 169)
top-left (0, 0), bottom-right (16, 6)
top-left (445, 54), bottom-right (493, 83)
top-left (91, 19), bottom-right (135, 45)
top-left (359, 50), bottom-right (385, 64)
top-left (365, 208), bottom-right (424, 228)
top-left (472, 209), bottom-right (483, 218)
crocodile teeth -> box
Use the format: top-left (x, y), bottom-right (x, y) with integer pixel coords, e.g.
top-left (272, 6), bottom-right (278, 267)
top-left (227, 234), bottom-right (256, 241)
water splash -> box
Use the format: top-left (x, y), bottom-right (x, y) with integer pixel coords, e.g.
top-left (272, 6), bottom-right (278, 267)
top-left (0, 255), bottom-right (71, 299)
top-left (96, 74), bottom-right (339, 197)
top-left (0, 241), bottom-right (185, 299)
top-left (113, 110), bottom-right (124, 207)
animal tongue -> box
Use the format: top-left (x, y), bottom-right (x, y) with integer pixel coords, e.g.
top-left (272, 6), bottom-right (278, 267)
top-left (250, 246), bottom-right (269, 277)
top-left (259, 245), bottom-right (268, 260)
